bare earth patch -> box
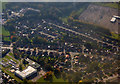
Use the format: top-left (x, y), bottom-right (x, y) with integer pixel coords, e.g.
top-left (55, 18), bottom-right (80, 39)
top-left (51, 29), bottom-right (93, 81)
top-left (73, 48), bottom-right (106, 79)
top-left (79, 4), bottom-right (118, 34)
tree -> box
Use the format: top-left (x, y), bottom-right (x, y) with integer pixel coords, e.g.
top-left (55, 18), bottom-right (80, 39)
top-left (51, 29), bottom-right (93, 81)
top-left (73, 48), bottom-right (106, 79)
top-left (11, 36), bottom-right (17, 42)
top-left (67, 74), bottom-right (73, 83)
top-left (45, 64), bottom-right (53, 71)
top-left (54, 68), bottom-right (61, 78)
top-left (21, 52), bottom-right (25, 58)
top-left (84, 42), bottom-right (92, 49)
top-left (23, 79), bottom-right (28, 84)
top-left (23, 59), bottom-right (28, 66)
top-left (87, 62), bottom-right (100, 73)
top-left (44, 71), bottom-right (53, 82)
top-left (49, 52), bottom-right (54, 58)
top-left (38, 58), bottom-right (45, 66)
top-left (13, 48), bottom-right (20, 59)
top-left (72, 75), bottom-right (81, 83)
top-left (2, 49), bottom-right (10, 57)
top-left (19, 64), bottom-right (22, 71)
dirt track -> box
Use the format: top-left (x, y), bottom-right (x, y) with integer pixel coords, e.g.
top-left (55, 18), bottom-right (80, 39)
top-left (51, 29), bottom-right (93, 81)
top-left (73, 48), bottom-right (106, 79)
top-left (79, 4), bottom-right (119, 34)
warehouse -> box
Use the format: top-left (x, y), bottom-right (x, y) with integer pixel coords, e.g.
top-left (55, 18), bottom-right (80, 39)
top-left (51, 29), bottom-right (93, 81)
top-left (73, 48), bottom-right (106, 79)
top-left (15, 66), bottom-right (37, 80)
top-left (25, 58), bottom-right (41, 70)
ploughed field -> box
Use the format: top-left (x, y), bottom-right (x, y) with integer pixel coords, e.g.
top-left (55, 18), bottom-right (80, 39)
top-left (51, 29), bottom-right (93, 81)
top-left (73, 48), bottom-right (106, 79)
top-left (79, 4), bottom-right (118, 34)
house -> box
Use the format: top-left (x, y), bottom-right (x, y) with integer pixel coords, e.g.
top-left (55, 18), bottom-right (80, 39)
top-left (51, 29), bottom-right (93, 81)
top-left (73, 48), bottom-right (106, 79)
top-left (65, 54), bottom-right (69, 58)
top-left (74, 56), bottom-right (79, 59)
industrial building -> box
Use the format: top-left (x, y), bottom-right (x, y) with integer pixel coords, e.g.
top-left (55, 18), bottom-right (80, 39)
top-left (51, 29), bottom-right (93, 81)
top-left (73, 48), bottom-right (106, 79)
top-left (15, 66), bottom-right (37, 79)
top-left (25, 58), bottom-right (41, 70)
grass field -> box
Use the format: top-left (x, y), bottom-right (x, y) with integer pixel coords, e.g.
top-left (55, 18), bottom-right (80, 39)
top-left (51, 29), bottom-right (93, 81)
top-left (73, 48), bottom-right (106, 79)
top-left (4, 55), bottom-right (18, 64)
top-left (9, 53), bottom-right (14, 57)
top-left (4, 37), bottom-right (11, 41)
top-left (94, 2), bottom-right (119, 9)
top-left (2, 27), bottom-right (10, 36)
top-left (2, 2), bottom-right (8, 10)
top-left (2, 58), bottom-right (8, 62)
top-left (37, 75), bottom-right (67, 83)
top-left (111, 32), bottom-right (120, 40)
top-left (60, 17), bottom-right (68, 23)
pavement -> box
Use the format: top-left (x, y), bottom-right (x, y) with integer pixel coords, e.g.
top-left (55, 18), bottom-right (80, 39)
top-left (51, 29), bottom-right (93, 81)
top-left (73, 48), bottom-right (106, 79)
top-left (31, 70), bottom-right (46, 82)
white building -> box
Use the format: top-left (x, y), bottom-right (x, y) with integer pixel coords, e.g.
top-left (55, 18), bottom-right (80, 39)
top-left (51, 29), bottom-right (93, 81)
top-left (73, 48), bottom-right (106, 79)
top-left (110, 17), bottom-right (116, 23)
top-left (110, 15), bottom-right (120, 23)
top-left (15, 66), bottom-right (37, 79)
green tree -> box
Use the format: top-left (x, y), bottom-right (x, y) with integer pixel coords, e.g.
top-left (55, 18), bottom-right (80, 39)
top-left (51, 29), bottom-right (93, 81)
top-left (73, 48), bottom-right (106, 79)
top-left (23, 59), bottom-right (28, 66)
top-left (19, 64), bottom-right (22, 71)
top-left (23, 79), bottom-right (28, 84)
top-left (67, 74), bottom-right (72, 83)
top-left (54, 68), bottom-right (61, 78)
top-left (45, 64), bottom-right (53, 71)
top-left (44, 71), bottom-right (53, 82)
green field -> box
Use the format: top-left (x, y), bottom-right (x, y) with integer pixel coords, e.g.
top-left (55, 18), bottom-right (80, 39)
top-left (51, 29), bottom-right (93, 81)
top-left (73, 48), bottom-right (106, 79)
top-left (94, 2), bottom-right (119, 9)
top-left (2, 2), bottom-right (8, 10)
top-left (9, 53), bottom-right (14, 57)
top-left (4, 37), bottom-right (11, 41)
top-left (4, 55), bottom-right (18, 64)
top-left (111, 33), bottom-right (120, 40)
top-left (2, 58), bottom-right (8, 62)
top-left (4, 55), bottom-right (12, 60)
top-left (2, 27), bottom-right (10, 36)
top-left (37, 75), bottom-right (67, 83)
top-left (60, 17), bottom-right (68, 23)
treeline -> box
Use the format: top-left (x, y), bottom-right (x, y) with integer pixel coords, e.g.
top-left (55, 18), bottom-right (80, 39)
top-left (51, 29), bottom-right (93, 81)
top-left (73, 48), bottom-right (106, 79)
top-left (5, 2), bottom-right (89, 20)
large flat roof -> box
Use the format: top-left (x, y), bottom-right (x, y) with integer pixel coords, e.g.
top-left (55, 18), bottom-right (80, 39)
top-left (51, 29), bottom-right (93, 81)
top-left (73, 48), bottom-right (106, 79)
top-left (110, 17), bottom-right (116, 22)
top-left (15, 66), bottom-right (37, 78)
top-left (25, 58), bottom-right (40, 69)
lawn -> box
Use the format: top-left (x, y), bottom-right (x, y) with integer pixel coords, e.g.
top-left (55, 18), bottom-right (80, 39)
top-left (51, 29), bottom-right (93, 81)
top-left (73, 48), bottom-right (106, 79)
top-left (94, 2), bottom-right (119, 9)
top-left (2, 27), bottom-right (10, 36)
top-left (4, 55), bottom-right (12, 60)
top-left (9, 52), bottom-right (14, 57)
top-left (37, 74), bottom-right (68, 83)
top-left (2, 2), bottom-right (8, 10)
top-left (60, 17), bottom-right (68, 23)
top-left (111, 32), bottom-right (120, 40)
top-left (4, 55), bottom-right (18, 64)
top-left (4, 37), bottom-right (11, 41)
top-left (2, 58), bottom-right (8, 62)
top-left (0, 58), bottom-right (2, 62)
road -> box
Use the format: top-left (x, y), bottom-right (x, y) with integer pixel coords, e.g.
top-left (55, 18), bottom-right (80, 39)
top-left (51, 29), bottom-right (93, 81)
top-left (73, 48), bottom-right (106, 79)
top-left (70, 52), bottom-right (79, 70)
top-left (49, 23), bottom-right (119, 49)
top-left (2, 46), bottom-right (80, 69)
top-left (39, 31), bottom-right (56, 39)
top-left (102, 74), bottom-right (118, 82)
top-left (2, 47), bottom-right (13, 50)
top-left (31, 70), bottom-right (46, 82)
